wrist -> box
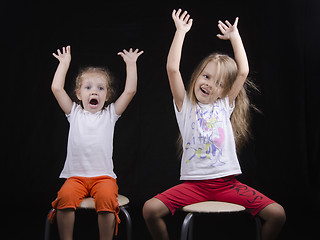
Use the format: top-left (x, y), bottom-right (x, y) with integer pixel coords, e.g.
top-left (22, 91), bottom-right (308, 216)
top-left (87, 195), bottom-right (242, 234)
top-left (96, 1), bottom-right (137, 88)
top-left (175, 29), bottom-right (188, 35)
top-left (229, 31), bottom-right (241, 42)
top-left (58, 61), bottom-right (70, 68)
top-left (125, 61), bottom-right (137, 66)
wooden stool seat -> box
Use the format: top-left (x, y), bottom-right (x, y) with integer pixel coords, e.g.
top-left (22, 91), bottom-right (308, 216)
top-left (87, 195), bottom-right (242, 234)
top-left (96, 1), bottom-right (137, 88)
top-left (181, 201), bottom-right (245, 213)
top-left (78, 194), bottom-right (130, 209)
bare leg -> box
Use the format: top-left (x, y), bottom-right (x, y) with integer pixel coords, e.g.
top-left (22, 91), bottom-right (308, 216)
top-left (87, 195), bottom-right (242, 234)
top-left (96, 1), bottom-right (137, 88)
top-left (98, 211), bottom-right (115, 240)
top-left (143, 198), bottom-right (171, 240)
top-left (259, 203), bottom-right (286, 240)
top-left (57, 209), bottom-right (75, 240)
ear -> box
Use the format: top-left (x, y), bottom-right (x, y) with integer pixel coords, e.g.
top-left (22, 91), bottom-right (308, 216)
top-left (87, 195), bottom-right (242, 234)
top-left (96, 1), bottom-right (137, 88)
top-left (76, 89), bottom-right (82, 101)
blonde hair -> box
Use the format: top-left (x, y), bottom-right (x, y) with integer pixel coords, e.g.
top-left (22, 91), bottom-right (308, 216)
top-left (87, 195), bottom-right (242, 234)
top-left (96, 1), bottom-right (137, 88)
top-left (74, 66), bottom-right (116, 107)
top-left (180, 53), bottom-right (257, 153)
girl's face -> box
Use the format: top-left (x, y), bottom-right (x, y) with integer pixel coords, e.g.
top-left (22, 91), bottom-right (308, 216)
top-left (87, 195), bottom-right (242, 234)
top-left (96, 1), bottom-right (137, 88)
top-left (76, 72), bottom-right (108, 113)
top-left (194, 61), bottom-right (224, 104)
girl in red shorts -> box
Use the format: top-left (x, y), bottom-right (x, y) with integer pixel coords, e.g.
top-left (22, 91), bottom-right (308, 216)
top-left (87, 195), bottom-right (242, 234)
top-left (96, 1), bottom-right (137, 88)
top-left (143, 9), bottom-right (285, 240)
top-left (50, 46), bottom-right (143, 240)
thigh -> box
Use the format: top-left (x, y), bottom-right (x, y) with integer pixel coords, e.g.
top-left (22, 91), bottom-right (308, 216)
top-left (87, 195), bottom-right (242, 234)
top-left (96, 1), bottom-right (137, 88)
top-left (154, 181), bottom-right (209, 215)
top-left (90, 176), bottom-right (119, 213)
top-left (53, 177), bottom-right (89, 210)
top-left (212, 179), bottom-right (275, 216)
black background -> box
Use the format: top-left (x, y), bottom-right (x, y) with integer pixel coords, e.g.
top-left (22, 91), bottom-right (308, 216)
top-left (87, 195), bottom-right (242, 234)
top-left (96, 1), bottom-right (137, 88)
top-left (3, 0), bottom-right (319, 239)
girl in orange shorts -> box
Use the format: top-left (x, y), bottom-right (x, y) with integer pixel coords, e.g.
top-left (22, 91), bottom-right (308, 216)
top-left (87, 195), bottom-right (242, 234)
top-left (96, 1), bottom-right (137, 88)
top-left (50, 46), bottom-right (143, 240)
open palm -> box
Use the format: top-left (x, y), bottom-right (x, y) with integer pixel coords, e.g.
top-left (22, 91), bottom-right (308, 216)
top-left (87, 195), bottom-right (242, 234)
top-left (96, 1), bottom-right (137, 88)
top-left (217, 17), bottom-right (239, 40)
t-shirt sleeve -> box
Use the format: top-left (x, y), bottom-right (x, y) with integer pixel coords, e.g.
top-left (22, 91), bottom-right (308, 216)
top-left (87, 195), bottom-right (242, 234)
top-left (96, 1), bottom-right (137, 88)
top-left (108, 103), bottom-right (121, 122)
top-left (221, 96), bottom-right (235, 118)
top-left (173, 92), bottom-right (188, 115)
top-left (65, 102), bottom-right (78, 122)
top-left (173, 93), bottom-right (189, 133)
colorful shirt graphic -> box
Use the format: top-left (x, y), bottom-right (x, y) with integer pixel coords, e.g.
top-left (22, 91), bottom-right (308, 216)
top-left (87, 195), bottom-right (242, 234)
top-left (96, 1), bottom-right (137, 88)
top-left (174, 94), bottom-right (242, 180)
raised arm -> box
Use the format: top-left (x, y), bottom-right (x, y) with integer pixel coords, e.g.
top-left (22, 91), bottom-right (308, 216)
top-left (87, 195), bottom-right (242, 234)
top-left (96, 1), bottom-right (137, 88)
top-left (51, 46), bottom-right (73, 114)
top-left (115, 48), bottom-right (143, 116)
top-left (217, 17), bottom-right (249, 105)
top-left (166, 9), bottom-right (193, 112)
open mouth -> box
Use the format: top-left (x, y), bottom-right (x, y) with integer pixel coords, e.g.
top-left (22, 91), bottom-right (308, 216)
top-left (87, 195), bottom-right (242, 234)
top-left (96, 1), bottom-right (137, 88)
top-left (89, 99), bottom-right (98, 105)
top-left (200, 86), bottom-right (209, 95)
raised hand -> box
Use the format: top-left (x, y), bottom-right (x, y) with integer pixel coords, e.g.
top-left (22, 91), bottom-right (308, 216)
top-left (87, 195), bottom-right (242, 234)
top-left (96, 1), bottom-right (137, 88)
top-left (52, 46), bottom-right (71, 66)
top-left (117, 48), bottom-right (143, 63)
top-left (217, 17), bottom-right (239, 40)
top-left (172, 9), bottom-right (193, 33)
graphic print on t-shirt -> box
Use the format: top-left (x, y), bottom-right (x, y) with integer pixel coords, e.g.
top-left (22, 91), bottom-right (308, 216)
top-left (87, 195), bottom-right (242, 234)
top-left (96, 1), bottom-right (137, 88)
top-left (185, 102), bottom-right (226, 167)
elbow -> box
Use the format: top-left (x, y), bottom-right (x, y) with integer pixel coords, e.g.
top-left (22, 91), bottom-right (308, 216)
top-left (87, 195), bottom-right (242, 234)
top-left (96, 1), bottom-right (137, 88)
top-left (166, 64), bottom-right (179, 76)
top-left (51, 84), bottom-right (58, 93)
top-left (125, 89), bottom-right (136, 97)
top-left (238, 67), bottom-right (249, 79)
top-left (51, 84), bottom-right (63, 94)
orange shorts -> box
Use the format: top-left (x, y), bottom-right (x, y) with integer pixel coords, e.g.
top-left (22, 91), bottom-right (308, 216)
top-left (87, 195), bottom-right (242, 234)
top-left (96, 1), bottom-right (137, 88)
top-left (49, 175), bottom-right (120, 232)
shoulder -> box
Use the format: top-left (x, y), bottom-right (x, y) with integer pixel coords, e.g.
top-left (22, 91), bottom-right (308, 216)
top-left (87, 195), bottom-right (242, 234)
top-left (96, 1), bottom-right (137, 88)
top-left (102, 103), bottom-right (121, 119)
top-left (216, 97), bottom-right (235, 117)
top-left (66, 102), bottom-right (81, 118)
top-left (174, 92), bottom-right (192, 115)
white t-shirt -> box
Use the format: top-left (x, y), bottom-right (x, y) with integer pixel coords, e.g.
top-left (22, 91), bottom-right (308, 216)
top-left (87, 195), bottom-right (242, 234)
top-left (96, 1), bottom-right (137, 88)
top-left (174, 94), bottom-right (242, 180)
top-left (59, 102), bottom-right (120, 179)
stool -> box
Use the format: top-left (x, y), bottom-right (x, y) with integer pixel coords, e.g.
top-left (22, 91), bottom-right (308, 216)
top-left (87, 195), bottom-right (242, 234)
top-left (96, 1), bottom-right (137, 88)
top-left (44, 194), bottom-right (132, 240)
top-left (180, 201), bottom-right (261, 240)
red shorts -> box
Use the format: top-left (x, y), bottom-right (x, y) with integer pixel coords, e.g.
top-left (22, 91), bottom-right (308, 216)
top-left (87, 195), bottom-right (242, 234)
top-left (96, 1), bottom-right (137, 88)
top-left (155, 176), bottom-right (275, 216)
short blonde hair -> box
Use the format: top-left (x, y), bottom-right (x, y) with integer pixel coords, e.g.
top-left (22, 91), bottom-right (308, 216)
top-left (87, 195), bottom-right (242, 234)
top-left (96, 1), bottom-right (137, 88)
top-left (74, 66), bottom-right (116, 107)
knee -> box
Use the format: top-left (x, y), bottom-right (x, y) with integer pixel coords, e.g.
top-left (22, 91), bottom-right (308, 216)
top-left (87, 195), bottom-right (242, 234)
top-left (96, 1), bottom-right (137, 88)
top-left (95, 194), bottom-right (117, 212)
top-left (273, 204), bottom-right (286, 225)
top-left (262, 203), bottom-right (286, 225)
top-left (143, 198), bottom-right (165, 221)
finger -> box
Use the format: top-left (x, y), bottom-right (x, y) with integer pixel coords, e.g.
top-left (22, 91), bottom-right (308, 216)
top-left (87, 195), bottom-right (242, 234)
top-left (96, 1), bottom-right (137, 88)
top-left (225, 20), bottom-right (232, 28)
top-left (188, 18), bottom-right (193, 26)
top-left (216, 34), bottom-right (226, 40)
top-left (57, 49), bottom-right (62, 55)
top-left (180, 10), bottom-right (187, 20)
top-left (133, 48), bottom-right (139, 53)
top-left (66, 45), bottom-right (71, 54)
top-left (52, 53), bottom-right (59, 58)
top-left (176, 9), bottom-right (182, 18)
top-left (218, 23), bottom-right (226, 34)
top-left (117, 52), bottom-right (124, 57)
top-left (123, 49), bottom-right (128, 54)
top-left (184, 14), bottom-right (190, 23)
top-left (129, 48), bottom-right (133, 52)
top-left (233, 17), bottom-right (239, 27)
top-left (218, 20), bottom-right (228, 31)
top-left (62, 47), bottom-right (66, 54)
top-left (172, 9), bottom-right (176, 19)
top-left (137, 50), bottom-right (144, 56)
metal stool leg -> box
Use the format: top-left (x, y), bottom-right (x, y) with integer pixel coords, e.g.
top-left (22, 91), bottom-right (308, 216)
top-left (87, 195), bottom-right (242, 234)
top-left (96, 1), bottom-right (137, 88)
top-left (120, 206), bottom-right (132, 240)
top-left (254, 216), bottom-right (262, 240)
top-left (181, 213), bottom-right (194, 240)
top-left (44, 209), bottom-right (54, 240)
top-left (44, 205), bottom-right (132, 240)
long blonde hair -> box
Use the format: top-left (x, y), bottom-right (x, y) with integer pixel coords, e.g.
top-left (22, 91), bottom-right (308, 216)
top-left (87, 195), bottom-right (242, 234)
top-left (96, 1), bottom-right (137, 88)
top-left (180, 53), bottom-right (256, 153)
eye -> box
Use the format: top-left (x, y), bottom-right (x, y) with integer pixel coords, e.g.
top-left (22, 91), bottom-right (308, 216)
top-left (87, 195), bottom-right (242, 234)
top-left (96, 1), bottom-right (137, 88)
top-left (98, 87), bottom-right (104, 91)
top-left (85, 86), bottom-right (91, 90)
top-left (203, 75), bottom-right (209, 79)
top-left (215, 81), bottom-right (223, 88)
